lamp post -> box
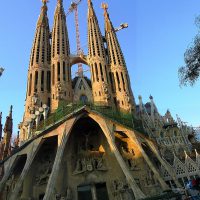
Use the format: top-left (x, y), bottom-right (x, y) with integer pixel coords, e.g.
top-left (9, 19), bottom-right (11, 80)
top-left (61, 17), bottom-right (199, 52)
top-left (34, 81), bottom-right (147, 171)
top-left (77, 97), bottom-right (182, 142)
top-left (25, 115), bottom-right (35, 139)
top-left (26, 93), bottom-right (49, 139)
top-left (34, 104), bottom-right (49, 129)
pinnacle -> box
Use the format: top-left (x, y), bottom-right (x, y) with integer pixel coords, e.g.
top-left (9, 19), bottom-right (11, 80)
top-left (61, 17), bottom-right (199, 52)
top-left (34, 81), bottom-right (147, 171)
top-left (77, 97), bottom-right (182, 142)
top-left (9, 105), bottom-right (13, 118)
top-left (42, 0), bottom-right (49, 5)
top-left (101, 2), bottom-right (108, 15)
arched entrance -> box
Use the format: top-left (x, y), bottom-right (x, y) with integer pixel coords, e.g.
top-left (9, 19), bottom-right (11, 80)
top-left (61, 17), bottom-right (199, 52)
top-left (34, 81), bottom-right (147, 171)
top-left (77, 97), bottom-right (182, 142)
top-left (55, 115), bottom-right (134, 200)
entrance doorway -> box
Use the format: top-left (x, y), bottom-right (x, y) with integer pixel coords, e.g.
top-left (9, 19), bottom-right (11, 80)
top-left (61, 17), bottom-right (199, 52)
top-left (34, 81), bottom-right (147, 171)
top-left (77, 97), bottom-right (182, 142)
top-left (77, 183), bottom-right (109, 200)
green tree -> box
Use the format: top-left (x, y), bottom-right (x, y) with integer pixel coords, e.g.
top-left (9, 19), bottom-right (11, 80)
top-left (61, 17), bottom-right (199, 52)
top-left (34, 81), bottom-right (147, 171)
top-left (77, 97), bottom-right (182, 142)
top-left (179, 17), bottom-right (200, 86)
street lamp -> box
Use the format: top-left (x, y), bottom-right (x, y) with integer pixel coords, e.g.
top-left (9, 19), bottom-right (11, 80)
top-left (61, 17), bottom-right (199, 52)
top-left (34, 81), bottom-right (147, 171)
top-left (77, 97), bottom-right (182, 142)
top-left (32, 104), bottom-right (49, 129)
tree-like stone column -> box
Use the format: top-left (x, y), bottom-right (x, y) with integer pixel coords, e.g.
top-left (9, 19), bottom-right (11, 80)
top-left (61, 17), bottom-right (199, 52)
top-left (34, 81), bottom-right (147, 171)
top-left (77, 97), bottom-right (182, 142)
top-left (43, 117), bottom-right (77, 200)
top-left (145, 139), bottom-right (181, 188)
top-left (127, 130), bottom-right (170, 190)
top-left (9, 138), bottom-right (42, 200)
top-left (88, 113), bottom-right (146, 200)
top-left (0, 154), bottom-right (17, 192)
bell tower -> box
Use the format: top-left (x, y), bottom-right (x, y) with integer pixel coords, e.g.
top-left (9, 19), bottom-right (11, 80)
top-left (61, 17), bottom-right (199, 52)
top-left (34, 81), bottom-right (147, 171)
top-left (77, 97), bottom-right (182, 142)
top-left (102, 3), bottom-right (135, 112)
top-left (87, 0), bottom-right (113, 106)
top-left (24, 0), bottom-right (51, 122)
top-left (51, 0), bottom-right (72, 111)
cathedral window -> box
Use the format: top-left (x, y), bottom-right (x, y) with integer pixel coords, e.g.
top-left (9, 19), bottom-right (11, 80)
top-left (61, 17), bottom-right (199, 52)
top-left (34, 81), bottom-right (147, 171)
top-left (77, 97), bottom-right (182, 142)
top-left (99, 63), bottom-right (104, 81)
top-left (95, 63), bottom-right (99, 82)
top-left (63, 62), bottom-right (66, 81)
top-left (42, 30), bottom-right (45, 63)
top-left (57, 17), bottom-right (60, 55)
top-left (121, 72), bottom-right (126, 91)
top-left (36, 29), bottom-right (41, 63)
top-left (57, 62), bottom-right (60, 81)
top-left (62, 23), bottom-right (65, 55)
top-left (68, 68), bottom-right (71, 82)
top-left (104, 65), bottom-right (108, 83)
top-left (116, 72), bottom-right (121, 91)
top-left (91, 64), bottom-right (95, 82)
top-left (52, 64), bottom-right (55, 85)
top-left (31, 31), bottom-right (38, 66)
top-left (41, 71), bottom-right (44, 92)
top-left (80, 95), bottom-right (88, 104)
top-left (109, 72), bottom-right (115, 93)
top-left (28, 73), bottom-right (32, 96)
top-left (52, 26), bottom-right (56, 57)
top-left (34, 71), bottom-right (38, 92)
top-left (47, 71), bottom-right (51, 92)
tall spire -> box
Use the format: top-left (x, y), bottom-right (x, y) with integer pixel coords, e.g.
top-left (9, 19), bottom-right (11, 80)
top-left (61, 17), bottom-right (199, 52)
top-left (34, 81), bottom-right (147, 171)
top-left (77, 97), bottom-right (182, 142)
top-left (22, 0), bottom-right (51, 140)
top-left (2, 106), bottom-right (13, 159)
top-left (87, 0), bottom-right (113, 106)
top-left (102, 3), bottom-right (135, 112)
top-left (51, 0), bottom-right (72, 111)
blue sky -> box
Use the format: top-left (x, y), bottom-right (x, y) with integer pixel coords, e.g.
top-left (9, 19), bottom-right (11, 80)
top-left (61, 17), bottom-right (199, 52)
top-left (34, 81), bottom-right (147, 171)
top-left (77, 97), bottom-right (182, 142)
top-left (0, 0), bottom-right (200, 135)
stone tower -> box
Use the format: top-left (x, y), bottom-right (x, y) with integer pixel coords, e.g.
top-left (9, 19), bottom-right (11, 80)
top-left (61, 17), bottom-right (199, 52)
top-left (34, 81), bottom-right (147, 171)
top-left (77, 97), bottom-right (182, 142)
top-left (103, 3), bottom-right (135, 112)
top-left (51, 0), bottom-right (72, 111)
top-left (1, 106), bottom-right (13, 160)
top-left (24, 0), bottom-right (51, 122)
top-left (87, 0), bottom-right (113, 106)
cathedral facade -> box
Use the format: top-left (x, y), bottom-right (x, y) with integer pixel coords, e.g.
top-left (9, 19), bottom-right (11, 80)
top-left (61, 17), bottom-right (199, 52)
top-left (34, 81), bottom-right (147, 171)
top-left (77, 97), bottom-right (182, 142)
top-left (0, 0), bottom-right (199, 199)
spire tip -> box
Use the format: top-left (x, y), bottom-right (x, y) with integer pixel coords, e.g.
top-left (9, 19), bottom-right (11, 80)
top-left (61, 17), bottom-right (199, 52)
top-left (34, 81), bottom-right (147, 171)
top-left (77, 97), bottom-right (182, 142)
top-left (42, 0), bottom-right (49, 5)
top-left (101, 2), bottom-right (108, 15)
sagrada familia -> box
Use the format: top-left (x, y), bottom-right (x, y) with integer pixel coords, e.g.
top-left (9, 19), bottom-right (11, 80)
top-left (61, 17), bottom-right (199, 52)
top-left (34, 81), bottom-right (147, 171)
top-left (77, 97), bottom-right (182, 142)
top-left (0, 0), bottom-right (199, 199)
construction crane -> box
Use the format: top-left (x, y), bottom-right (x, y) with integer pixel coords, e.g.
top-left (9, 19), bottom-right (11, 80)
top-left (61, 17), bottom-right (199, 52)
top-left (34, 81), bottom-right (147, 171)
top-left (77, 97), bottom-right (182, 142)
top-left (0, 67), bottom-right (4, 77)
top-left (66, 0), bottom-right (84, 77)
top-left (115, 23), bottom-right (129, 32)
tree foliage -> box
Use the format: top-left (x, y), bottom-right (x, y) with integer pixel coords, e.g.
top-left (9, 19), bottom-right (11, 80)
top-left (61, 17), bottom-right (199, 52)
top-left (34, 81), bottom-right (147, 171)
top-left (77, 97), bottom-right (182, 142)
top-left (179, 16), bottom-right (200, 86)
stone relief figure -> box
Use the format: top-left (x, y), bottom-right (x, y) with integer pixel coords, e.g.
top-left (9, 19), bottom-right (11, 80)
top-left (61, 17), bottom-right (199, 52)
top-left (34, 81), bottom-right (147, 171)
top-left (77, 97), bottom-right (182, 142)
top-left (146, 169), bottom-right (156, 186)
top-left (112, 179), bottom-right (133, 200)
top-left (93, 157), bottom-right (107, 171)
top-left (73, 131), bottom-right (108, 175)
top-left (120, 144), bottom-right (140, 171)
top-left (35, 153), bottom-right (54, 185)
top-left (73, 157), bottom-right (107, 175)
top-left (56, 82), bottom-right (65, 100)
top-left (102, 82), bottom-right (111, 101)
top-left (54, 187), bottom-right (72, 200)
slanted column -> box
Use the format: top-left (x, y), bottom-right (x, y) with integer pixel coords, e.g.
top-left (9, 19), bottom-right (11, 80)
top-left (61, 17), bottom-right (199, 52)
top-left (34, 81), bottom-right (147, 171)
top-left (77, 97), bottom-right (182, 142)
top-left (88, 113), bottom-right (146, 199)
top-left (127, 130), bottom-right (170, 190)
top-left (43, 117), bottom-right (76, 200)
top-left (9, 138), bottom-right (42, 200)
top-left (145, 139), bottom-right (182, 188)
top-left (0, 155), bottom-right (17, 192)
